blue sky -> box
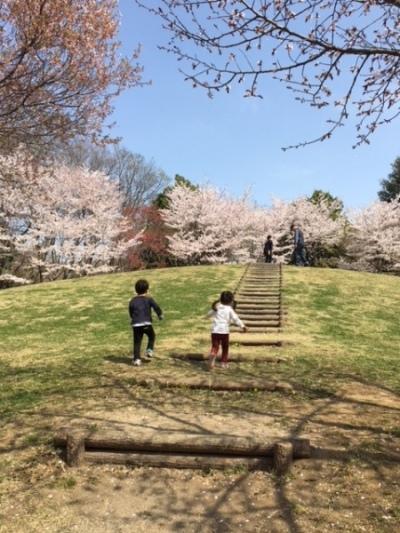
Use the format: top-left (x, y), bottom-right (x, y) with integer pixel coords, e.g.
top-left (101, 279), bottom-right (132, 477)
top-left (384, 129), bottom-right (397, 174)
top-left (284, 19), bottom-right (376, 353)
top-left (110, 0), bottom-right (399, 208)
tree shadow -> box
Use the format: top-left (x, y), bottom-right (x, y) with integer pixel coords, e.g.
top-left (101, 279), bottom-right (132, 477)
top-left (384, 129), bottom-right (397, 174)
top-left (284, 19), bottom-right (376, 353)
top-left (3, 353), bottom-right (400, 532)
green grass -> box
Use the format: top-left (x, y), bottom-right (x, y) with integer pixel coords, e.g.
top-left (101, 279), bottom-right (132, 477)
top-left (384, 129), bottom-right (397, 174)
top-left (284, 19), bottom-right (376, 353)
top-left (282, 267), bottom-right (400, 393)
top-left (0, 265), bottom-right (244, 416)
top-left (0, 264), bottom-right (399, 418)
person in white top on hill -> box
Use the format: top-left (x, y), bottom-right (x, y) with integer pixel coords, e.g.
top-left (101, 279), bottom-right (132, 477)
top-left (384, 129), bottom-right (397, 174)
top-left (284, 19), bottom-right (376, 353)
top-left (207, 291), bottom-right (247, 369)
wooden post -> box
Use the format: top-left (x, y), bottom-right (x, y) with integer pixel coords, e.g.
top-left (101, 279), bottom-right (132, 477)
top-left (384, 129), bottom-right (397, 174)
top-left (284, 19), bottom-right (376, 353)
top-left (273, 442), bottom-right (293, 475)
top-left (293, 438), bottom-right (311, 459)
top-left (66, 432), bottom-right (85, 467)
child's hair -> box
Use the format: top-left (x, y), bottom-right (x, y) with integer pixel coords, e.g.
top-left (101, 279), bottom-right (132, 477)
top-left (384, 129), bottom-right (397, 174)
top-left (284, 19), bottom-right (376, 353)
top-left (267, 235), bottom-right (272, 239)
top-left (212, 290), bottom-right (236, 311)
top-left (135, 279), bottom-right (149, 295)
top-left (220, 291), bottom-right (234, 305)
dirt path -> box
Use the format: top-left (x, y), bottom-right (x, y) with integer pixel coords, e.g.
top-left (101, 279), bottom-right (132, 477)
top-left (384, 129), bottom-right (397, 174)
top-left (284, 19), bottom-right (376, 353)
top-left (1, 379), bottom-right (399, 533)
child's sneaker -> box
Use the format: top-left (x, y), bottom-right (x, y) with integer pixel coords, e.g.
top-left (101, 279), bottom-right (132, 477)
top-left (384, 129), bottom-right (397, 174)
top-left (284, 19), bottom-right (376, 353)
top-left (145, 349), bottom-right (153, 359)
top-left (220, 362), bottom-right (229, 369)
top-left (132, 358), bottom-right (142, 366)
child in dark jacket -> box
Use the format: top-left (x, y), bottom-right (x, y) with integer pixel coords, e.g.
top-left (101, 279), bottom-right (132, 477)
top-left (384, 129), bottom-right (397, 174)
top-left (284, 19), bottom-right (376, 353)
top-left (129, 279), bottom-right (163, 366)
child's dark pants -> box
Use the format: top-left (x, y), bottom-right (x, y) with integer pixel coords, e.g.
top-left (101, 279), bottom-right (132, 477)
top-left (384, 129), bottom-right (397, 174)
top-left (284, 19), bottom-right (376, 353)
top-left (210, 333), bottom-right (229, 363)
top-left (133, 325), bottom-right (155, 360)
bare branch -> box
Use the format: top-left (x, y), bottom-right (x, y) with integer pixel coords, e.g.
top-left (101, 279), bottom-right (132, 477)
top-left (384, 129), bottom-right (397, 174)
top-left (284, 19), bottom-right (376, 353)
top-left (138, 0), bottom-right (400, 147)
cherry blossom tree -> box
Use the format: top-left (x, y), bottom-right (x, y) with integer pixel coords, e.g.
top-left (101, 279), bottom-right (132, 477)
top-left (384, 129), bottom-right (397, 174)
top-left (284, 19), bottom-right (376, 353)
top-left (0, 273), bottom-right (31, 289)
top-left (162, 184), bottom-right (345, 265)
top-left (138, 0), bottom-right (400, 147)
top-left (0, 151), bottom-right (140, 281)
top-left (348, 197), bottom-right (400, 272)
top-left (162, 184), bottom-right (265, 263)
top-left (263, 196), bottom-right (346, 264)
top-left (0, 150), bottom-right (38, 276)
top-left (0, 227), bottom-right (12, 270)
top-left (0, 0), bottom-right (143, 150)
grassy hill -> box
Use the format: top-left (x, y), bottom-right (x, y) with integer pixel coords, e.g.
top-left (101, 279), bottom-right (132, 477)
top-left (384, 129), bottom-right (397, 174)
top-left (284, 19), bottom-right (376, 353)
top-left (1, 265), bottom-right (400, 532)
top-left (1, 264), bottom-right (399, 417)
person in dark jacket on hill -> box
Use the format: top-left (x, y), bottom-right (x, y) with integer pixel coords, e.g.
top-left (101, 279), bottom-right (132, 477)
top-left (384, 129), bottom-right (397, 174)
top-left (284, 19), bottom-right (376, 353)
top-left (129, 279), bottom-right (163, 366)
top-left (263, 235), bottom-right (273, 263)
top-left (290, 223), bottom-right (309, 266)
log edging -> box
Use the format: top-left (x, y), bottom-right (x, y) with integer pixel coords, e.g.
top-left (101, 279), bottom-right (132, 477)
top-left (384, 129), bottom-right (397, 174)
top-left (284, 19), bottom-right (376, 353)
top-left (170, 353), bottom-right (287, 363)
top-left (130, 377), bottom-right (294, 394)
top-left (55, 429), bottom-right (311, 474)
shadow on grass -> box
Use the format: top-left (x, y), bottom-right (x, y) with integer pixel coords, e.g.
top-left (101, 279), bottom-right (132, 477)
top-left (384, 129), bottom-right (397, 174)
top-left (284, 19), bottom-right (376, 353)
top-left (2, 349), bottom-right (400, 532)
top-left (104, 355), bottom-right (132, 366)
top-left (104, 355), bottom-right (155, 367)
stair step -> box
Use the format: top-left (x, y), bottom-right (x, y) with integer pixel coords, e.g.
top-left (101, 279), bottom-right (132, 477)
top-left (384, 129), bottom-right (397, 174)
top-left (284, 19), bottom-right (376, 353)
top-left (241, 321), bottom-right (281, 326)
top-left (240, 287), bottom-right (280, 291)
top-left (238, 314), bottom-right (281, 318)
top-left (237, 306), bottom-right (282, 310)
top-left (239, 310), bottom-right (281, 315)
top-left (236, 296), bottom-right (281, 300)
top-left (236, 302), bottom-right (281, 305)
top-left (244, 277), bottom-right (280, 280)
top-left (237, 312), bottom-right (281, 316)
top-left (242, 322), bottom-right (281, 327)
top-left (237, 292), bottom-right (280, 296)
top-left (234, 339), bottom-right (283, 346)
top-left (236, 300), bottom-right (281, 304)
top-left (241, 280), bottom-right (280, 284)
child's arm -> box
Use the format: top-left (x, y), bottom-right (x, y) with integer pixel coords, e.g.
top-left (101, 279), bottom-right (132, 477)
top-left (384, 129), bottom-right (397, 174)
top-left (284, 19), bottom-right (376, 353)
top-left (128, 299), bottom-right (135, 321)
top-left (211, 299), bottom-right (219, 311)
top-left (149, 298), bottom-right (163, 320)
top-left (230, 308), bottom-right (247, 332)
top-left (205, 300), bottom-right (219, 319)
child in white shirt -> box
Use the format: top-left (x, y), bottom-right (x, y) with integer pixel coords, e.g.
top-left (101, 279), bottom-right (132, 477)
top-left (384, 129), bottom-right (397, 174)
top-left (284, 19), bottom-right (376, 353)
top-left (207, 291), bottom-right (246, 369)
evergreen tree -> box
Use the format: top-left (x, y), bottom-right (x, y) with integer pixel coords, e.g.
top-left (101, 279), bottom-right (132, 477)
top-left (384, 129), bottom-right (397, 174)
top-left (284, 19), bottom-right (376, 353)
top-left (153, 175), bottom-right (197, 209)
top-left (378, 158), bottom-right (400, 202)
top-left (308, 190), bottom-right (344, 220)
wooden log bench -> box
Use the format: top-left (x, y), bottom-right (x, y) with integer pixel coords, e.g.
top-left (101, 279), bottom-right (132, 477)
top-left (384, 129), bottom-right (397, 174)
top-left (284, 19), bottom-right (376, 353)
top-left (54, 429), bottom-right (311, 475)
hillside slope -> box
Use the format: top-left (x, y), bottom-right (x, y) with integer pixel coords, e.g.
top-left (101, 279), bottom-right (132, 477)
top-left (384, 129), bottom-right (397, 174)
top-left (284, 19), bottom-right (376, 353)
top-left (0, 265), bottom-right (399, 416)
top-left (1, 265), bottom-right (400, 533)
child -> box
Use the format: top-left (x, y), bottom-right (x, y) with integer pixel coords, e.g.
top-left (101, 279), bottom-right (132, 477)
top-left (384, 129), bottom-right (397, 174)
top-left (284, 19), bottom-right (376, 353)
top-left (207, 291), bottom-right (246, 369)
top-left (129, 279), bottom-right (163, 366)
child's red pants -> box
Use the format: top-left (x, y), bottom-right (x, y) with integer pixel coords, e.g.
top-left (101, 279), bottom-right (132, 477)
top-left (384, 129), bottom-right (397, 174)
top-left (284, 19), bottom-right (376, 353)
top-left (210, 333), bottom-right (229, 363)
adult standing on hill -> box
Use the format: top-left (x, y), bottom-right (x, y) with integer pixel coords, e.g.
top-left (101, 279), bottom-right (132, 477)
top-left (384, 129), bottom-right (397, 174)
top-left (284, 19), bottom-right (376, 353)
top-left (263, 235), bottom-right (273, 263)
top-left (290, 224), bottom-right (308, 266)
